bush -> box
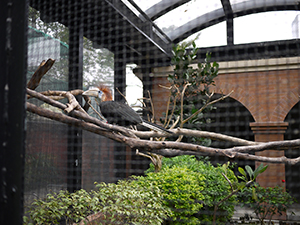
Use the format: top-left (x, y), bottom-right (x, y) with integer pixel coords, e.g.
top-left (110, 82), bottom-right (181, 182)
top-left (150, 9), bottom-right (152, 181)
top-left (134, 155), bottom-right (237, 224)
top-left (238, 183), bottom-right (296, 224)
top-left (92, 180), bottom-right (171, 225)
top-left (134, 165), bottom-right (205, 224)
top-left (24, 189), bottom-right (97, 224)
top-left (23, 179), bottom-right (170, 225)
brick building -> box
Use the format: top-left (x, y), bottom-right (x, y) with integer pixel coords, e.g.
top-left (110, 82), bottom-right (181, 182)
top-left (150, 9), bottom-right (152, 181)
top-left (145, 56), bottom-right (300, 202)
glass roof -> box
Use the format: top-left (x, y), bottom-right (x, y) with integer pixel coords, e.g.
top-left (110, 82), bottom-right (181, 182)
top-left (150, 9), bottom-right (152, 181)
top-left (153, 0), bottom-right (223, 31)
top-left (130, 0), bottom-right (300, 47)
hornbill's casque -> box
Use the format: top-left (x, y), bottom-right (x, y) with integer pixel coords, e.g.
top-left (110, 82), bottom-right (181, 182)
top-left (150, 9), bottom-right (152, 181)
top-left (82, 85), bottom-right (173, 134)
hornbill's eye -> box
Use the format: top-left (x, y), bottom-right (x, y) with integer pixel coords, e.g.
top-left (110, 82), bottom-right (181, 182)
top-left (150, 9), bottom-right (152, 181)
top-left (98, 90), bottom-right (103, 98)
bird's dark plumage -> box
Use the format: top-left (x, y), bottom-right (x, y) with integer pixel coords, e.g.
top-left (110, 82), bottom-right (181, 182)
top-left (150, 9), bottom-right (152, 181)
top-left (83, 86), bottom-right (173, 134)
top-left (98, 101), bottom-right (142, 126)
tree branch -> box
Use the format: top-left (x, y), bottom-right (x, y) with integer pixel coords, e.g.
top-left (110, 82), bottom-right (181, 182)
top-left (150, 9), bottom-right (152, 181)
top-left (25, 59), bottom-right (300, 166)
top-left (26, 98), bottom-right (300, 165)
top-left (26, 88), bottom-right (137, 138)
top-left (27, 102), bottom-right (124, 142)
top-left (26, 58), bottom-right (55, 90)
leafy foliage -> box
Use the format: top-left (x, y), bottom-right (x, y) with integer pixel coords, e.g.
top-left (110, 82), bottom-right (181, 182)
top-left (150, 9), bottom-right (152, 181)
top-left (23, 180), bottom-right (169, 225)
top-left (138, 155), bottom-right (237, 224)
top-left (24, 189), bottom-right (96, 225)
top-left (134, 166), bottom-right (205, 224)
top-left (92, 180), bottom-right (170, 225)
top-left (238, 183), bottom-right (296, 224)
top-left (164, 41), bottom-right (219, 145)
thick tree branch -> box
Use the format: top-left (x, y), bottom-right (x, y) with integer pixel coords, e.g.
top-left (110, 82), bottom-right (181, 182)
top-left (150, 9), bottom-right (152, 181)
top-left (133, 128), bottom-right (257, 145)
top-left (26, 99), bottom-right (300, 165)
top-left (121, 137), bottom-right (300, 165)
top-left (26, 88), bottom-right (137, 138)
top-left (27, 58), bottom-right (55, 90)
top-left (25, 59), bottom-right (300, 166)
top-left (27, 102), bottom-right (125, 142)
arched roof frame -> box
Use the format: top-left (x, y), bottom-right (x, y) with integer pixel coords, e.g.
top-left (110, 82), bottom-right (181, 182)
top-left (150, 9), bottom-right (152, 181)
top-left (145, 0), bottom-right (300, 44)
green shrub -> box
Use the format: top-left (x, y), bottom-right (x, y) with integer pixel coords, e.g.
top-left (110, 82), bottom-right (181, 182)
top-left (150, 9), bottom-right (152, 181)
top-left (238, 183), bottom-right (296, 224)
top-left (136, 155), bottom-right (237, 224)
top-left (92, 180), bottom-right (171, 225)
top-left (133, 165), bottom-right (205, 224)
top-left (24, 179), bottom-right (169, 225)
top-left (24, 189), bottom-right (97, 224)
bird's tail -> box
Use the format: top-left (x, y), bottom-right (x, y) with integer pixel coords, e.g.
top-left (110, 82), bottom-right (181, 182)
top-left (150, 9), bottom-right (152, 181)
top-left (141, 121), bottom-right (173, 134)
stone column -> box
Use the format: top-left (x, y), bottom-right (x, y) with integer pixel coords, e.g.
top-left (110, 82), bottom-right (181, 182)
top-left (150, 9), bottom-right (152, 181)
top-left (250, 122), bottom-right (288, 220)
top-left (250, 122), bottom-right (288, 188)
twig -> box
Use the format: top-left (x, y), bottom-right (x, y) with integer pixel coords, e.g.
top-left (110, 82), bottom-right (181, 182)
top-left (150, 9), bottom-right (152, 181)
top-left (160, 85), bottom-right (172, 127)
top-left (176, 83), bottom-right (192, 142)
top-left (180, 83), bottom-right (191, 127)
top-left (87, 101), bottom-right (106, 121)
top-left (212, 179), bottom-right (253, 225)
top-left (182, 90), bottom-right (234, 124)
top-left (221, 172), bottom-right (233, 191)
top-left (147, 90), bottom-right (156, 123)
top-left (136, 150), bottom-right (163, 172)
top-left (116, 87), bottom-right (128, 104)
top-left (164, 85), bottom-right (181, 128)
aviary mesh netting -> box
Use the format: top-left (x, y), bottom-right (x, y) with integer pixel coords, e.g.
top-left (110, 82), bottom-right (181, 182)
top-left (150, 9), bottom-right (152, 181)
top-left (22, 0), bottom-right (300, 224)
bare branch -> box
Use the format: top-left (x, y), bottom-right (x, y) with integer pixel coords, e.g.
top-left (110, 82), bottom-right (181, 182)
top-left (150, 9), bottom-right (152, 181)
top-left (116, 87), bottom-right (128, 104)
top-left (34, 89), bottom-right (84, 100)
top-left (132, 128), bottom-right (257, 146)
top-left (27, 102), bottom-right (124, 142)
top-left (180, 83), bottom-right (191, 127)
top-left (26, 88), bottom-right (137, 138)
top-left (27, 58), bottom-right (55, 90)
top-left (182, 90), bottom-right (234, 124)
top-left (87, 101), bottom-right (106, 121)
top-left (221, 172), bottom-right (233, 191)
top-left (122, 137), bottom-right (300, 165)
top-left (26, 92), bottom-right (300, 165)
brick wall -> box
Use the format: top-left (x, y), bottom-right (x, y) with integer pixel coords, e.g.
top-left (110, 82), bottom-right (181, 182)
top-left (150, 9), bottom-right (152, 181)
top-left (149, 59), bottom-right (300, 191)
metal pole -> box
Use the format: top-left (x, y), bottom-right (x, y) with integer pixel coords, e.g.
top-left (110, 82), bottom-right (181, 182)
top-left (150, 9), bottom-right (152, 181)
top-left (0, 0), bottom-right (27, 224)
top-left (113, 45), bottom-right (127, 180)
top-left (67, 19), bottom-right (83, 192)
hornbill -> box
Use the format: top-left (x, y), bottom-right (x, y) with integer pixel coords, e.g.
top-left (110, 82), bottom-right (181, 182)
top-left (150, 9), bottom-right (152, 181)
top-left (82, 85), bottom-right (173, 134)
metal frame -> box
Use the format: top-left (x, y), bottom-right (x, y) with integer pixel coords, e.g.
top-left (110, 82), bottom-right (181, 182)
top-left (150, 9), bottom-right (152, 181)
top-left (168, 0), bottom-right (300, 43)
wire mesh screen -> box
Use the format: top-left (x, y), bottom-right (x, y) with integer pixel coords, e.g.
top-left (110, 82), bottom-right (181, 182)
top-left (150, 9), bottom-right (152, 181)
top-left (19, 0), bottom-right (300, 224)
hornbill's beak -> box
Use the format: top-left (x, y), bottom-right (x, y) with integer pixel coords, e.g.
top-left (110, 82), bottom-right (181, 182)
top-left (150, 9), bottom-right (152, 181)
top-left (82, 88), bottom-right (99, 98)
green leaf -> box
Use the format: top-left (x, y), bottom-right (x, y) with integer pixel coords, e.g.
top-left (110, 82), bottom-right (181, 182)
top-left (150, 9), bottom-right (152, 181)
top-left (252, 186), bottom-right (258, 201)
top-left (238, 167), bottom-right (247, 177)
top-left (258, 164), bottom-right (268, 174)
top-left (237, 175), bottom-right (247, 182)
top-left (245, 165), bottom-right (253, 180)
top-left (192, 41), bottom-right (196, 49)
top-left (237, 182), bottom-right (246, 190)
top-left (253, 164), bottom-right (268, 179)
